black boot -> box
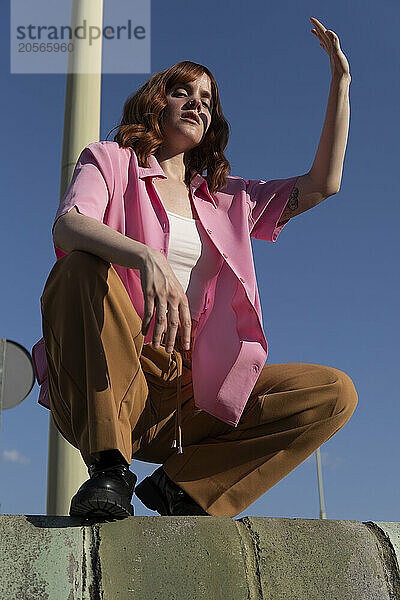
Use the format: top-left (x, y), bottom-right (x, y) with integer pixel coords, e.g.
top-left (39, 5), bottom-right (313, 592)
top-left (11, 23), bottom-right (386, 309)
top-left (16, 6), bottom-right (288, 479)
top-left (69, 450), bottom-right (136, 519)
top-left (135, 466), bottom-right (209, 516)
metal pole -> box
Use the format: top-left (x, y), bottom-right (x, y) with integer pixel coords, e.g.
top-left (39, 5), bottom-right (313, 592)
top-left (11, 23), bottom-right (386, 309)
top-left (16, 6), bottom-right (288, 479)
top-left (0, 339), bottom-right (6, 436)
top-left (316, 448), bottom-right (327, 519)
top-left (46, 0), bottom-right (103, 516)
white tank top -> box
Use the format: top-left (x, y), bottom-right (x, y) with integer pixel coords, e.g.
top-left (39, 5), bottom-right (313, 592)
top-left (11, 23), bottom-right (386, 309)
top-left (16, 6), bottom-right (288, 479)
top-left (143, 208), bottom-right (221, 343)
top-left (165, 210), bottom-right (202, 293)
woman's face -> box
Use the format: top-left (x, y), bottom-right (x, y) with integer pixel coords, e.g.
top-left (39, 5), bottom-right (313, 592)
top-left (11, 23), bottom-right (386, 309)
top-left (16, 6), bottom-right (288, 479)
top-left (160, 73), bottom-right (213, 152)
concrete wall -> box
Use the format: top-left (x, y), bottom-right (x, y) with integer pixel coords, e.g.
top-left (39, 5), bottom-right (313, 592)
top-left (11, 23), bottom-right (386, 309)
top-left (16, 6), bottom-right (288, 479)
top-left (0, 515), bottom-right (399, 599)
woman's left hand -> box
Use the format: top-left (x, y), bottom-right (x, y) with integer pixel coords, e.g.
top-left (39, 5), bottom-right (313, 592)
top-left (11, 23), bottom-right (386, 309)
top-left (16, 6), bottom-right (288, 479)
top-left (310, 17), bottom-right (351, 81)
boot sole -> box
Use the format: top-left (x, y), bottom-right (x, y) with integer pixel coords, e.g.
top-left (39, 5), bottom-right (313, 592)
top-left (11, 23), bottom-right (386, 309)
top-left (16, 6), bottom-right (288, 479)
top-left (135, 476), bottom-right (169, 515)
top-left (69, 487), bottom-right (134, 519)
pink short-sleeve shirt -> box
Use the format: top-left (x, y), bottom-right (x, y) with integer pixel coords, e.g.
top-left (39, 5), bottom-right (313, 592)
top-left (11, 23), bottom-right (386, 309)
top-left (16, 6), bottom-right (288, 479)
top-left (32, 141), bottom-right (298, 427)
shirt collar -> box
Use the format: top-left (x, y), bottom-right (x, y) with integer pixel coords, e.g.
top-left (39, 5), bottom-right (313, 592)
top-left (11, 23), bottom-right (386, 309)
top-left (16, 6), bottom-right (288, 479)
top-left (138, 153), bottom-right (217, 208)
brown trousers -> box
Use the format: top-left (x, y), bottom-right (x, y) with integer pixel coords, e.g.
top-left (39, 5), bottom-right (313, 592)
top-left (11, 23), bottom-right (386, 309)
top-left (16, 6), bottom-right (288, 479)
top-left (40, 250), bottom-right (358, 518)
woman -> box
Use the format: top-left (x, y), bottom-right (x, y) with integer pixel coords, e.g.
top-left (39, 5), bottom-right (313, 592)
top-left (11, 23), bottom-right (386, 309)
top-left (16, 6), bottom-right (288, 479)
top-left (34, 18), bottom-right (358, 519)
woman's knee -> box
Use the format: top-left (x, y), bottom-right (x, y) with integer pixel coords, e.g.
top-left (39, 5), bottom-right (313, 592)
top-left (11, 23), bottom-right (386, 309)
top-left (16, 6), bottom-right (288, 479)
top-left (53, 250), bottom-right (109, 290)
top-left (41, 250), bottom-right (110, 312)
top-left (302, 364), bottom-right (358, 418)
top-left (62, 249), bottom-right (110, 273)
top-left (325, 366), bottom-right (359, 416)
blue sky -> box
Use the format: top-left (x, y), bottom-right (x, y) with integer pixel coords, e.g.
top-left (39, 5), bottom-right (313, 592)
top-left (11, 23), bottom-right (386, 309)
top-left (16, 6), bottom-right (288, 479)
top-left (1, 0), bottom-right (399, 522)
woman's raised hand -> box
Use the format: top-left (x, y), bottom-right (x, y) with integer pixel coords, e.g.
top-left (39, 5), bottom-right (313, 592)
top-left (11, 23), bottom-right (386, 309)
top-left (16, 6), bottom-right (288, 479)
top-left (310, 16), bottom-right (351, 81)
top-left (140, 246), bottom-right (192, 353)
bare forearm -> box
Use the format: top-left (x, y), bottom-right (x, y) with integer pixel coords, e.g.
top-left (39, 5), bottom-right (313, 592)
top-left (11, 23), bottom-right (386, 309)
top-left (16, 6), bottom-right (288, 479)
top-left (53, 208), bottom-right (149, 270)
top-left (309, 75), bottom-right (351, 194)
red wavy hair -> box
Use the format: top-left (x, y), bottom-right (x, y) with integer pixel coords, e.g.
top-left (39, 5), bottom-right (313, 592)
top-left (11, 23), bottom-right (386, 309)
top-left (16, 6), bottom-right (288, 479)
top-left (106, 61), bottom-right (231, 194)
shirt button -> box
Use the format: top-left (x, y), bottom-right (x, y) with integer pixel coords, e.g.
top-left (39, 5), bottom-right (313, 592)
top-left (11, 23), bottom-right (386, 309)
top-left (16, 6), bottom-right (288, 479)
top-left (222, 252), bottom-right (228, 258)
top-left (240, 277), bottom-right (245, 283)
top-left (253, 364), bottom-right (260, 372)
top-left (207, 228), bottom-right (212, 234)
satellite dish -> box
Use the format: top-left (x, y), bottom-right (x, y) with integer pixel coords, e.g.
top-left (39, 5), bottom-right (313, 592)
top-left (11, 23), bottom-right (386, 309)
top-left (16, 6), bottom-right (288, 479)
top-left (0, 338), bottom-right (35, 410)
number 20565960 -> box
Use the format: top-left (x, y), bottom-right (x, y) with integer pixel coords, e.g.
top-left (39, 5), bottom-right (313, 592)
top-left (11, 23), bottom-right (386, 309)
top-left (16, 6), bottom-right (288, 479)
top-left (18, 42), bottom-right (74, 53)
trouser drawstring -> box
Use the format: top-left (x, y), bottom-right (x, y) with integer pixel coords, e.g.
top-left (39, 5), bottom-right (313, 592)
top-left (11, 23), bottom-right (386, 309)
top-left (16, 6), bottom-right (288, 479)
top-left (170, 348), bottom-right (183, 454)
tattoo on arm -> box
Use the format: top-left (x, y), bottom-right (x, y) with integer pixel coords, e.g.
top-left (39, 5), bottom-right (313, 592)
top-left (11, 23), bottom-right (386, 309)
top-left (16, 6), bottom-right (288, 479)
top-left (287, 187), bottom-right (299, 212)
top-left (278, 186), bottom-right (299, 224)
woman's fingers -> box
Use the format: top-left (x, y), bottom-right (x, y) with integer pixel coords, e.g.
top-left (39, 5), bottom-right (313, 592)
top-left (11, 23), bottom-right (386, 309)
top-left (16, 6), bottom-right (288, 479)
top-left (152, 298), bottom-right (168, 349)
top-left (310, 16), bottom-right (327, 34)
top-left (143, 293), bottom-right (193, 354)
top-left (163, 304), bottom-right (179, 353)
top-left (178, 303), bottom-right (192, 352)
top-left (312, 29), bottom-right (328, 51)
top-left (162, 299), bottom-right (192, 353)
top-left (310, 17), bottom-right (330, 46)
top-left (141, 291), bottom-right (154, 336)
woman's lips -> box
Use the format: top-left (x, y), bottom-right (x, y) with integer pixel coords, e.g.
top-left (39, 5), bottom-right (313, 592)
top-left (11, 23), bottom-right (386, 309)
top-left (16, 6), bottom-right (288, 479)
top-left (180, 116), bottom-right (199, 125)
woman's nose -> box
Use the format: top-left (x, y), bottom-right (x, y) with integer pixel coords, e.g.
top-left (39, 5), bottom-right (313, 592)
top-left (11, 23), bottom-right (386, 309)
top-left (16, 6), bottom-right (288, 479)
top-left (188, 97), bottom-right (201, 110)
